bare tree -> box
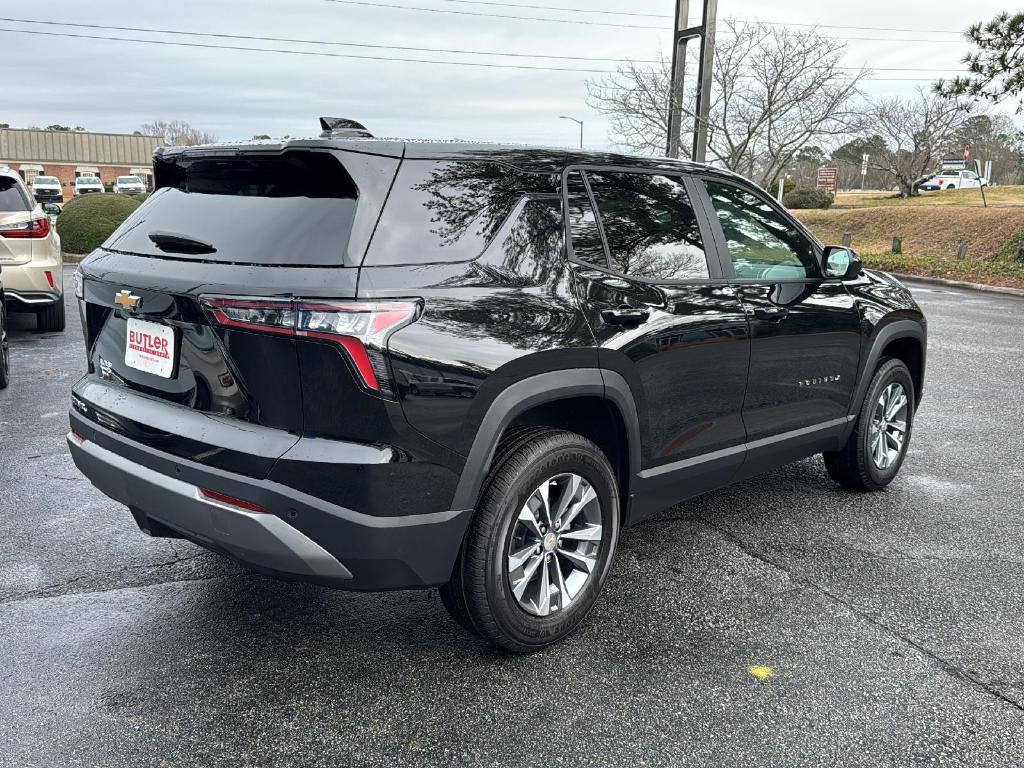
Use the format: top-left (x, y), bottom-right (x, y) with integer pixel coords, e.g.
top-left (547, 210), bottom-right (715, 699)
top-left (587, 21), bottom-right (867, 188)
top-left (139, 119), bottom-right (216, 146)
top-left (863, 89), bottom-right (974, 197)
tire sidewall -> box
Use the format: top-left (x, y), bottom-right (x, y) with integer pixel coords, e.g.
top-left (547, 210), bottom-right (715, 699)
top-left (858, 359), bottom-right (915, 487)
top-left (482, 441), bottom-right (619, 650)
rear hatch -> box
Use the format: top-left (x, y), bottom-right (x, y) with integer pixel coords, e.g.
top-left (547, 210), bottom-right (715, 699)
top-left (0, 175), bottom-right (41, 266)
top-left (75, 145), bottom-right (400, 476)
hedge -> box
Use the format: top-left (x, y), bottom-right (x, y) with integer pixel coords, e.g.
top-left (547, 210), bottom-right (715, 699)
top-left (55, 193), bottom-right (142, 254)
top-left (783, 186), bottom-right (834, 210)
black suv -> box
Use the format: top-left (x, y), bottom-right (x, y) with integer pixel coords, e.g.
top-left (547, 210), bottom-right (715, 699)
top-left (68, 119), bottom-right (926, 651)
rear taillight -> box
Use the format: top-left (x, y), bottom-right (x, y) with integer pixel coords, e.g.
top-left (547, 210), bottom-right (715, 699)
top-left (198, 487), bottom-right (270, 514)
top-left (0, 215), bottom-right (50, 238)
top-left (202, 297), bottom-right (420, 398)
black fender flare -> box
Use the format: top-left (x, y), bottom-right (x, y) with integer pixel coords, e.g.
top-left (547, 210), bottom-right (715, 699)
top-left (848, 319), bottom-right (926, 422)
top-left (450, 369), bottom-right (642, 510)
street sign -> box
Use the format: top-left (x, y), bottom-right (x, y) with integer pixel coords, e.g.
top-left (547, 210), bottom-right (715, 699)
top-left (861, 153), bottom-right (869, 176)
top-left (816, 167), bottom-right (838, 192)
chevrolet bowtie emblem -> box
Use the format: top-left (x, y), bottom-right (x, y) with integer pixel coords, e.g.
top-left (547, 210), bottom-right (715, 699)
top-left (115, 289), bottom-right (142, 311)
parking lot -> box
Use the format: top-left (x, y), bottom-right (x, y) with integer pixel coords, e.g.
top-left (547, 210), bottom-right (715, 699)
top-left (1, 265), bottom-right (1022, 767)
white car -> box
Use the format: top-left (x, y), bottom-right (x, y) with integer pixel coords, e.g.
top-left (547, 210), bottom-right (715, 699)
top-left (0, 166), bottom-right (65, 332)
top-left (72, 176), bottom-right (104, 196)
top-left (31, 175), bottom-right (63, 203)
top-left (112, 175), bottom-right (146, 196)
top-left (919, 170), bottom-right (988, 191)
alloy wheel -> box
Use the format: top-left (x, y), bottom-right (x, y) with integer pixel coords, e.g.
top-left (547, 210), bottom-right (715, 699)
top-left (869, 382), bottom-right (908, 470)
top-left (506, 472), bottom-right (603, 617)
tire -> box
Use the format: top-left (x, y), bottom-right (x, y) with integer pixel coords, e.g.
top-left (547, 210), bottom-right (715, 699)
top-left (946, 185), bottom-right (955, 190)
top-left (441, 428), bottom-right (620, 652)
top-left (0, 300), bottom-right (9, 390)
top-left (824, 358), bottom-right (915, 491)
top-left (36, 296), bottom-right (65, 333)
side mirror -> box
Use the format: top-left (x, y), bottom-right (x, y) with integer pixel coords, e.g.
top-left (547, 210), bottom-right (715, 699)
top-left (42, 203), bottom-right (61, 216)
top-left (822, 245), bottom-right (862, 280)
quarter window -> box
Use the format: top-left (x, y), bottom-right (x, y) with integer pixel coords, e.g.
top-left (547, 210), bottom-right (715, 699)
top-left (705, 180), bottom-right (819, 279)
top-left (0, 177), bottom-right (31, 212)
top-left (585, 171), bottom-right (710, 281)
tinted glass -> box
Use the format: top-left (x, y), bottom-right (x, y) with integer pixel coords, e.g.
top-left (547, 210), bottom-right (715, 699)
top-left (565, 170), bottom-right (606, 268)
top-left (484, 197), bottom-right (564, 280)
top-left (364, 160), bottom-right (556, 266)
top-left (586, 171), bottom-right (709, 280)
top-left (105, 152), bottom-right (359, 265)
top-left (0, 178), bottom-right (30, 212)
top-left (705, 180), bottom-right (818, 279)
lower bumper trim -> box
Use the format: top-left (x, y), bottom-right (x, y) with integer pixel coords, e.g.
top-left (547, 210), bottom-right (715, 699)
top-left (68, 432), bottom-right (353, 581)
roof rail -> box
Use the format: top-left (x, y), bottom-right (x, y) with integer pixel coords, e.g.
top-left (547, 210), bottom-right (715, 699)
top-left (318, 117), bottom-right (374, 139)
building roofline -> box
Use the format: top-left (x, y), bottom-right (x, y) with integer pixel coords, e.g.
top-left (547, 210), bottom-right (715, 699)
top-left (0, 127), bottom-right (163, 141)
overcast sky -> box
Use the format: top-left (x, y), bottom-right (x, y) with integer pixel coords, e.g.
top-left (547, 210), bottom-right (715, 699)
top-left (0, 0), bottom-right (1016, 149)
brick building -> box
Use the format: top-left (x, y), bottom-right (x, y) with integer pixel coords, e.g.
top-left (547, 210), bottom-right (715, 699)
top-left (0, 128), bottom-right (164, 200)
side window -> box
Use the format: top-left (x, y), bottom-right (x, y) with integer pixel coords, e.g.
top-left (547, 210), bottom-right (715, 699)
top-left (0, 177), bottom-right (31, 212)
top-left (585, 171), bottom-right (710, 281)
top-left (481, 196), bottom-right (564, 281)
top-left (704, 180), bottom-right (819, 280)
top-left (364, 160), bottom-right (556, 266)
top-left (565, 170), bottom-right (606, 267)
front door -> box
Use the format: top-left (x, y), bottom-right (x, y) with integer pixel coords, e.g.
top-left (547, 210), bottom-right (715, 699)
top-left (696, 177), bottom-right (862, 474)
top-left (564, 168), bottom-right (751, 520)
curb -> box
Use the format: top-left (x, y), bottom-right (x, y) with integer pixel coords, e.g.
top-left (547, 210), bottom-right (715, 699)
top-left (62, 253), bottom-right (87, 264)
top-left (892, 272), bottom-right (1024, 298)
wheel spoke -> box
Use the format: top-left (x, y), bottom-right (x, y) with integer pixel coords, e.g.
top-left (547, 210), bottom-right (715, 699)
top-left (889, 419), bottom-right (907, 435)
top-left (873, 432), bottom-right (885, 467)
top-left (536, 556), bottom-right (552, 615)
top-left (553, 552), bottom-right (570, 610)
top-left (511, 553), bottom-right (544, 601)
top-left (557, 547), bottom-right (596, 574)
top-left (516, 506), bottom-right (543, 539)
top-left (885, 430), bottom-right (901, 452)
top-left (886, 391), bottom-right (907, 420)
top-left (535, 481), bottom-right (552, 528)
top-left (558, 485), bottom-right (597, 533)
top-left (559, 523), bottom-right (603, 542)
top-left (508, 542), bottom-right (538, 571)
top-left (551, 473), bottom-right (581, 527)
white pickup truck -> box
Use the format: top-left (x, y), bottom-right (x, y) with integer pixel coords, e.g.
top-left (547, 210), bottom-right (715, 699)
top-left (919, 170), bottom-right (988, 191)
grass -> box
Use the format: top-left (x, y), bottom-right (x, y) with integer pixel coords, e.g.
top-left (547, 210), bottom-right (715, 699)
top-left (834, 186), bottom-right (1024, 209)
top-left (793, 206), bottom-right (1024, 288)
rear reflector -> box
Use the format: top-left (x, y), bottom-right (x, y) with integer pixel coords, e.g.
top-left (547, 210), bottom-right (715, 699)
top-left (45, 271), bottom-right (55, 289)
top-left (201, 296), bottom-right (420, 397)
top-left (199, 487), bottom-right (271, 514)
top-left (68, 430), bottom-right (87, 445)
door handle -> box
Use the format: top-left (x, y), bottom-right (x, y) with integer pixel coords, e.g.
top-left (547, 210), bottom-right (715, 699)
top-left (753, 306), bottom-right (789, 321)
top-left (601, 306), bottom-right (650, 326)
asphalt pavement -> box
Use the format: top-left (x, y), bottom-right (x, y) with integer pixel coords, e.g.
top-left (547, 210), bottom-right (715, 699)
top-left (1, 266), bottom-right (1022, 767)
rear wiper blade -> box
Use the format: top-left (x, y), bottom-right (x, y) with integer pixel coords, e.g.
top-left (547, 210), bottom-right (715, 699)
top-left (148, 231), bottom-right (217, 255)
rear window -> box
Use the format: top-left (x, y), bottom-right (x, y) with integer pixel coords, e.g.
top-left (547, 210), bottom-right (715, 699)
top-left (104, 151), bottom-right (359, 265)
top-left (362, 160), bottom-right (559, 266)
top-left (0, 177), bottom-right (30, 212)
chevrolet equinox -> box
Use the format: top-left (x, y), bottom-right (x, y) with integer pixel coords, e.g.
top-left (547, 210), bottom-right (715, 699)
top-left (68, 118), bottom-right (927, 651)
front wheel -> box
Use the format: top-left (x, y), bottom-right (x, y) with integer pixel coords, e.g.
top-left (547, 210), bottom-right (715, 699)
top-left (440, 429), bottom-right (620, 652)
top-left (824, 358), bottom-right (915, 491)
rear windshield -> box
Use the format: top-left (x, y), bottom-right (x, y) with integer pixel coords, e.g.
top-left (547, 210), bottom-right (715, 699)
top-left (104, 151), bottom-right (359, 265)
top-left (0, 178), bottom-right (31, 212)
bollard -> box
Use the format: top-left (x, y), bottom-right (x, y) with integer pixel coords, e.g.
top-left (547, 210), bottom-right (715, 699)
top-left (842, 232), bottom-right (852, 247)
top-left (892, 236), bottom-right (902, 254)
top-left (957, 240), bottom-right (968, 261)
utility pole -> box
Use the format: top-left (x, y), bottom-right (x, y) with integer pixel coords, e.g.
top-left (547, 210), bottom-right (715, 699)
top-left (665, 0), bottom-right (690, 158)
top-left (666, 0), bottom-right (717, 161)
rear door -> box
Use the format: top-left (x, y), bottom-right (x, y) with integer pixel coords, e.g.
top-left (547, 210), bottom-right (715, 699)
top-left (694, 176), bottom-right (862, 476)
top-left (565, 167), bottom-right (750, 520)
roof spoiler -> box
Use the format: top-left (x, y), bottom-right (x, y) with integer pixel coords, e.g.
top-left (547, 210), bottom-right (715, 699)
top-left (318, 117), bottom-right (374, 139)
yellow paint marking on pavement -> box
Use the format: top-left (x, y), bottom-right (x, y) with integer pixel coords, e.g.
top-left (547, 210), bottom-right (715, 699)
top-left (749, 665), bottom-right (775, 681)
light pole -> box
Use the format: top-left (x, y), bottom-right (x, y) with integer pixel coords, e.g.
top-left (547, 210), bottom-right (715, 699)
top-left (559, 116), bottom-right (583, 149)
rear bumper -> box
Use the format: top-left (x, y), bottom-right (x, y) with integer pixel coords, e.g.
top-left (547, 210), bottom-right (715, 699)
top-left (67, 413), bottom-right (473, 590)
top-left (1, 253), bottom-right (64, 305)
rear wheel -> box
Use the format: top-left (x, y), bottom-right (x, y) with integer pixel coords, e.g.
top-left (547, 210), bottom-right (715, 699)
top-left (441, 429), bottom-right (620, 652)
top-left (36, 296), bottom-right (65, 333)
top-left (0, 300), bottom-right (10, 389)
top-left (824, 358), bottom-right (914, 491)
